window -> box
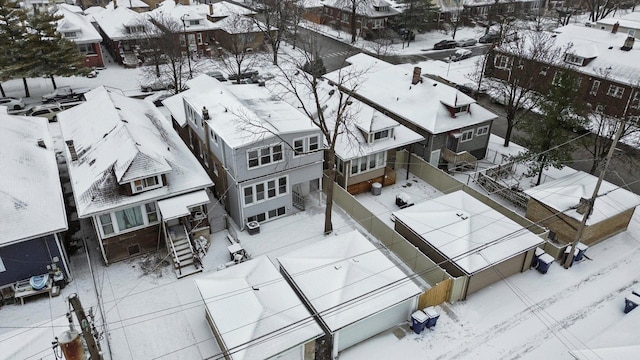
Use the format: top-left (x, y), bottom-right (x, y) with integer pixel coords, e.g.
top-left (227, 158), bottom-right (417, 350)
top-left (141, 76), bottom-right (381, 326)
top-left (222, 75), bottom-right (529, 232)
top-left (494, 55), bottom-right (511, 70)
top-left (242, 176), bottom-right (288, 206)
top-left (371, 18), bottom-right (384, 29)
top-left (293, 136), bottom-right (319, 156)
top-left (293, 139), bottom-right (304, 155)
top-left (78, 43), bottom-right (96, 54)
top-left (336, 156), bottom-right (344, 174)
top-left (213, 162), bottom-right (219, 176)
top-left (99, 214), bottom-right (114, 235)
top-left (210, 129), bottom-right (218, 145)
top-left (267, 180), bottom-right (276, 198)
top-left (63, 31), bottom-right (78, 38)
top-left (607, 85), bottom-right (625, 98)
top-left (461, 129), bottom-right (474, 142)
top-left (628, 115), bottom-right (639, 125)
top-left (189, 20), bottom-right (201, 26)
top-left (631, 92), bottom-right (640, 109)
top-left (564, 54), bottom-right (583, 66)
top-left (476, 125), bottom-right (490, 136)
top-left (197, 33), bottom-right (203, 45)
top-left (133, 176), bottom-right (160, 193)
top-left (454, 105), bottom-right (469, 114)
top-left (145, 203), bottom-right (158, 223)
top-left (115, 206), bottom-right (144, 231)
top-left (373, 129), bottom-right (389, 141)
top-left (279, 177), bottom-right (287, 194)
top-left (203, 151), bottom-right (209, 167)
top-left (350, 152), bottom-right (386, 175)
top-left (341, 13), bottom-right (349, 21)
top-left (590, 80), bottom-right (600, 95)
top-left (247, 144), bottom-right (283, 168)
top-left (595, 104), bottom-right (605, 113)
top-left (539, 66), bottom-right (548, 76)
top-left (268, 206), bottom-right (286, 219)
top-left (256, 183), bottom-right (265, 201)
top-left (190, 205), bottom-right (206, 219)
top-left (552, 71), bottom-right (563, 86)
top-left (188, 128), bottom-right (194, 148)
top-left (244, 187), bottom-right (254, 205)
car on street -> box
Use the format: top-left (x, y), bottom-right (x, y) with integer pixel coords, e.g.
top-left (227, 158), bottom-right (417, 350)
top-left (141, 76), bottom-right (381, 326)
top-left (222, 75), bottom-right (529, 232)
top-left (433, 40), bottom-right (457, 50)
top-left (0, 97), bottom-right (25, 110)
top-left (25, 101), bottom-right (83, 122)
top-left (206, 70), bottom-right (228, 82)
top-left (456, 38), bottom-right (477, 47)
top-left (140, 79), bottom-right (175, 92)
top-left (42, 86), bottom-right (89, 103)
top-left (227, 69), bottom-right (259, 81)
top-left (450, 49), bottom-right (473, 62)
top-left (479, 32), bottom-right (500, 44)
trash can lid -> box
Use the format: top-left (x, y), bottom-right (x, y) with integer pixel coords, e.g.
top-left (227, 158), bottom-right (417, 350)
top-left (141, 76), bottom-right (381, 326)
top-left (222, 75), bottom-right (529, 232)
top-left (535, 247), bottom-right (545, 256)
top-left (372, 182), bottom-right (382, 188)
top-left (423, 307), bottom-right (439, 318)
top-left (538, 253), bottom-right (555, 264)
top-left (411, 310), bottom-right (428, 322)
top-left (576, 242), bottom-right (589, 251)
top-left (626, 294), bottom-right (640, 303)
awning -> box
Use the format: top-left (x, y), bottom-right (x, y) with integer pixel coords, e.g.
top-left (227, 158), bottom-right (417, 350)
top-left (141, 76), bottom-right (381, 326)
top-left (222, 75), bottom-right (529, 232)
top-left (449, 131), bottom-right (462, 139)
top-left (157, 190), bottom-right (210, 221)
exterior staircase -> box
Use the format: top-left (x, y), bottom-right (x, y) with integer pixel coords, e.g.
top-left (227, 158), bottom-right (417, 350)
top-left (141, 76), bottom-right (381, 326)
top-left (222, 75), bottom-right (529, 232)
top-left (441, 147), bottom-right (478, 170)
top-left (168, 225), bottom-right (202, 278)
top-left (292, 190), bottom-right (305, 211)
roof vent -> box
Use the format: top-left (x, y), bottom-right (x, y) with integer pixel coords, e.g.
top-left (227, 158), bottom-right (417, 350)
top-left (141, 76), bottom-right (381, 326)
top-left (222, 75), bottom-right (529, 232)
top-left (622, 36), bottom-right (635, 51)
top-left (66, 140), bottom-right (78, 161)
top-left (37, 139), bottom-right (46, 149)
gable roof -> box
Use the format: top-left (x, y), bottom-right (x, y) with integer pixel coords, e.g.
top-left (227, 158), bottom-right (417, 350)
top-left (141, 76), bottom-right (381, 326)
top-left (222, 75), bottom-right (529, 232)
top-left (278, 230), bottom-right (423, 332)
top-left (322, 0), bottom-right (401, 18)
top-left (94, 5), bottom-right (147, 41)
top-left (325, 54), bottom-right (496, 134)
top-left (105, 0), bottom-right (150, 9)
top-left (58, 86), bottom-right (212, 218)
top-left (393, 191), bottom-right (544, 274)
top-left (56, 5), bottom-right (103, 44)
top-left (165, 75), bottom-right (319, 148)
top-left (208, 1), bottom-right (255, 18)
top-left (0, 113), bottom-right (67, 246)
top-left (194, 256), bottom-right (324, 360)
top-left (524, 171), bottom-right (640, 225)
top-left (151, 0), bottom-right (218, 31)
top-left (211, 13), bottom-right (267, 34)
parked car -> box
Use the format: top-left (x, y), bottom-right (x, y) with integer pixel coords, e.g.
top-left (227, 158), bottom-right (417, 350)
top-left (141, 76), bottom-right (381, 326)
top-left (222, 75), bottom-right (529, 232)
top-left (456, 38), bottom-right (477, 47)
top-left (144, 91), bottom-right (173, 107)
top-left (206, 70), bottom-right (228, 82)
top-left (140, 79), bottom-right (175, 92)
top-left (450, 49), bottom-right (473, 62)
top-left (25, 101), bottom-right (83, 122)
top-left (0, 97), bottom-right (25, 110)
top-left (227, 69), bottom-right (259, 81)
top-left (42, 86), bottom-right (89, 103)
top-left (456, 83), bottom-right (488, 98)
top-left (479, 32), bottom-right (500, 44)
top-left (433, 40), bottom-right (457, 50)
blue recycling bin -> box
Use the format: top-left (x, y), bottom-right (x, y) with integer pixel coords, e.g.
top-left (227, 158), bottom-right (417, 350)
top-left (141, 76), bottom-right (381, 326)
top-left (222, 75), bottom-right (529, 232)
top-left (536, 253), bottom-right (554, 274)
top-left (423, 306), bottom-right (440, 328)
top-left (574, 243), bottom-right (589, 262)
top-left (624, 294), bottom-right (640, 314)
top-left (411, 310), bottom-right (428, 334)
top-left (531, 248), bottom-right (545, 268)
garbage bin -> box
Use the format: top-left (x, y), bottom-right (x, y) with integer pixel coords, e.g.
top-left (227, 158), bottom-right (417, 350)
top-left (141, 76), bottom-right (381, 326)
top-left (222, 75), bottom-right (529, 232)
top-left (532, 247), bottom-right (545, 268)
top-left (247, 221), bottom-right (260, 235)
top-left (411, 310), bottom-right (428, 334)
top-left (575, 242), bottom-right (589, 262)
top-left (624, 294), bottom-right (640, 314)
top-left (633, 288), bottom-right (640, 297)
top-left (423, 306), bottom-right (440, 328)
top-left (536, 253), bottom-right (554, 274)
top-left (371, 182), bottom-right (382, 196)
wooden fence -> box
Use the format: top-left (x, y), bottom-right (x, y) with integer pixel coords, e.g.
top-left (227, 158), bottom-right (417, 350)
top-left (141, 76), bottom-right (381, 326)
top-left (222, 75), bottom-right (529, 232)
top-left (418, 279), bottom-right (453, 309)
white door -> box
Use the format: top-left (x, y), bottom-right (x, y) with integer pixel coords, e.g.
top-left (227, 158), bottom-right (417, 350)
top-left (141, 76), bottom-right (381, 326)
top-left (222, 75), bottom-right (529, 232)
top-left (429, 149), bottom-right (441, 166)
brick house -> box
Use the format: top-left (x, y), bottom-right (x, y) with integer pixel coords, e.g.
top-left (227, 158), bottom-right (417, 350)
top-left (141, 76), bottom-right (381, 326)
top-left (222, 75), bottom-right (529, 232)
top-left (321, 0), bottom-right (400, 38)
top-left (57, 5), bottom-right (105, 68)
top-left (486, 24), bottom-right (640, 124)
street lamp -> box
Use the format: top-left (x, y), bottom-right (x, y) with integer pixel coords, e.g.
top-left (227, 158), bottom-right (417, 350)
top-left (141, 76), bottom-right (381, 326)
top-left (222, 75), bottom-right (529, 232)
top-left (180, 14), bottom-right (193, 79)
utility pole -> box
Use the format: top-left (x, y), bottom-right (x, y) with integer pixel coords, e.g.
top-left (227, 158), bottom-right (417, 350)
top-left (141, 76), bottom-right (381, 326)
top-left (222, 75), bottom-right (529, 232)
top-left (563, 118), bottom-right (626, 268)
top-left (68, 293), bottom-right (103, 360)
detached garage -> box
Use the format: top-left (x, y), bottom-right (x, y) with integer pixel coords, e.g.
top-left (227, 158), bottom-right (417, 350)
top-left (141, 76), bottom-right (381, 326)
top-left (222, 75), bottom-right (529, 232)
top-left (194, 256), bottom-right (323, 360)
top-left (278, 230), bottom-right (423, 359)
top-left (393, 191), bottom-right (544, 298)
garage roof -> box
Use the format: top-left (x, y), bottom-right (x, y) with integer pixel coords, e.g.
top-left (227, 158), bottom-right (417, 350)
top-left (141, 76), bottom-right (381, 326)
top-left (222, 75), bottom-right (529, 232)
top-left (278, 230), bottom-right (422, 332)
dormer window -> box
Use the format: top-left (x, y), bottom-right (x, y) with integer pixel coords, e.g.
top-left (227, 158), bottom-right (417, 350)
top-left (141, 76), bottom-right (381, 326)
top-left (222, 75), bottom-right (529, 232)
top-left (453, 105), bottom-right (469, 114)
top-left (132, 175), bottom-right (162, 193)
top-left (374, 5), bottom-right (389, 11)
top-left (564, 54), bottom-right (584, 66)
top-left (369, 128), bottom-right (393, 143)
top-left (125, 25), bottom-right (145, 34)
top-left (189, 20), bottom-right (201, 26)
top-left (63, 31), bottom-right (78, 38)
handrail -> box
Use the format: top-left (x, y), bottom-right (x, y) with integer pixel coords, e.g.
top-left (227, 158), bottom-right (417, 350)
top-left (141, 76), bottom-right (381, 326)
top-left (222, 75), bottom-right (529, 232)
top-left (169, 233), bottom-right (181, 275)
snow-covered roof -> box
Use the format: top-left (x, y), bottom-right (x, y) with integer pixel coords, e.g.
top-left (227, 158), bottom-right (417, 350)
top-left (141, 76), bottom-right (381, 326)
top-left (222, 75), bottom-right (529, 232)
top-left (0, 113), bottom-right (67, 246)
top-left (278, 230), bottom-right (423, 332)
top-left (524, 171), bottom-right (640, 226)
top-left (105, 0), bottom-right (150, 10)
top-left (393, 191), bottom-right (544, 274)
top-left (211, 14), bottom-right (267, 34)
top-left (57, 86), bottom-right (212, 218)
top-left (208, 1), bottom-right (255, 18)
top-left (151, 0), bottom-right (218, 32)
top-left (165, 75), bottom-right (319, 148)
top-left (157, 189), bottom-right (209, 220)
top-left (94, 6), bottom-right (147, 41)
top-left (194, 256), bottom-right (324, 360)
top-left (322, 0), bottom-right (401, 18)
top-left (56, 6), bottom-right (102, 44)
top-left (505, 24), bottom-right (640, 86)
top-left (325, 54), bottom-right (497, 135)
top-left (596, 17), bottom-right (640, 30)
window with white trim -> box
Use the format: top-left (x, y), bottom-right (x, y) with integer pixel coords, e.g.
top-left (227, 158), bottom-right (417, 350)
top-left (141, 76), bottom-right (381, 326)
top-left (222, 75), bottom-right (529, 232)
top-left (213, 162), bottom-right (219, 176)
top-left (115, 206), bottom-right (145, 231)
top-left (590, 80), bottom-right (600, 95)
top-left (607, 85), bottom-right (625, 98)
top-left (99, 214), bottom-right (114, 235)
top-left (494, 54), bottom-right (511, 70)
top-left (189, 20), bottom-right (201, 26)
top-left (631, 92), bottom-right (640, 109)
top-left (209, 129), bottom-right (218, 146)
top-left (145, 203), bottom-right (158, 223)
top-left (203, 151), bottom-right (209, 167)
top-left (350, 152), bottom-right (386, 175)
top-left (336, 156), bottom-right (344, 174)
top-left (595, 104), bottom-right (605, 113)
top-left (190, 205), bottom-right (206, 219)
top-left (0, 256), bottom-right (5, 272)
top-left (552, 71), bottom-right (563, 86)
top-left (197, 33), bottom-right (203, 45)
top-left (476, 125), bottom-right (489, 136)
top-left (461, 129), bottom-right (474, 142)
top-left (132, 176), bottom-right (162, 193)
top-left (242, 176), bottom-right (288, 206)
top-left (247, 144), bottom-right (283, 168)
top-left (371, 129), bottom-right (391, 142)
top-left (293, 135), bottom-right (320, 156)
top-left (64, 31), bottom-right (78, 38)
top-left (371, 18), bottom-right (384, 29)
top-left (78, 43), bottom-right (96, 54)
top-left (628, 115), bottom-right (639, 125)
top-left (564, 54), bottom-right (583, 66)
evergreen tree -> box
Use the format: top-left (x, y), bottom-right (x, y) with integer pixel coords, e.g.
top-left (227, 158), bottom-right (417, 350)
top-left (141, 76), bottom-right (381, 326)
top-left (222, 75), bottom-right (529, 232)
top-left (26, 8), bottom-right (87, 89)
top-left (513, 71), bottom-right (589, 185)
top-left (0, 1), bottom-right (29, 96)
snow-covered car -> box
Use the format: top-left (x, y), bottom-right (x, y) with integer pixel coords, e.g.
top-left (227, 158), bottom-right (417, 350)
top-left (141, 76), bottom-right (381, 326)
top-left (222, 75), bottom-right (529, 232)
top-left (206, 70), bottom-right (228, 82)
top-left (433, 40), bottom-right (457, 50)
top-left (140, 79), bottom-right (175, 92)
top-left (42, 86), bottom-right (89, 103)
top-left (456, 38), bottom-right (477, 47)
top-left (25, 101), bottom-right (83, 122)
top-left (144, 90), bottom-right (173, 107)
top-left (450, 49), bottom-right (473, 62)
top-left (0, 97), bottom-right (25, 110)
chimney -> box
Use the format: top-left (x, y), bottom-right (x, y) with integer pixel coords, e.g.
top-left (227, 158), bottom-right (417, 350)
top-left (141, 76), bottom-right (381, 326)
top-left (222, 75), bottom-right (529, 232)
top-left (576, 197), bottom-right (593, 215)
top-left (66, 140), bottom-right (78, 161)
top-left (411, 67), bottom-right (422, 85)
top-left (209, 3), bottom-right (213, 15)
top-left (113, 0), bottom-right (117, 8)
top-left (202, 106), bottom-right (210, 120)
top-left (612, 22), bottom-right (619, 34)
top-left (622, 36), bottom-right (635, 51)
top-left (37, 139), bottom-right (46, 149)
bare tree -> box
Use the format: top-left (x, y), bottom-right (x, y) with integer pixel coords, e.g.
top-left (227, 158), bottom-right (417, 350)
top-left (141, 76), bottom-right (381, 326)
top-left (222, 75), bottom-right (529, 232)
top-left (252, 0), bottom-right (296, 65)
top-left (585, 0), bottom-right (621, 22)
top-left (480, 30), bottom-right (563, 146)
top-left (266, 34), bottom-right (368, 234)
top-left (582, 110), bottom-right (640, 174)
top-left (366, 32), bottom-right (394, 57)
top-left (216, 14), bottom-right (261, 84)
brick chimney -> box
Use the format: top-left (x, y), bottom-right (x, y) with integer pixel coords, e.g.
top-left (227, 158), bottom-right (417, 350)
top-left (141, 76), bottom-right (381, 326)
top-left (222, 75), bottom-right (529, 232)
top-left (37, 139), bottom-right (46, 149)
top-left (66, 140), bottom-right (78, 161)
top-left (113, 0), bottom-right (117, 8)
top-left (209, 3), bottom-right (213, 15)
top-left (411, 67), bottom-right (422, 85)
top-left (612, 22), bottom-right (619, 34)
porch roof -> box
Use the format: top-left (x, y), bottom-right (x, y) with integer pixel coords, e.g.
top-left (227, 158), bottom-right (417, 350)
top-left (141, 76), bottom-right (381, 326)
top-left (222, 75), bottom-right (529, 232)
top-left (158, 190), bottom-right (210, 221)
